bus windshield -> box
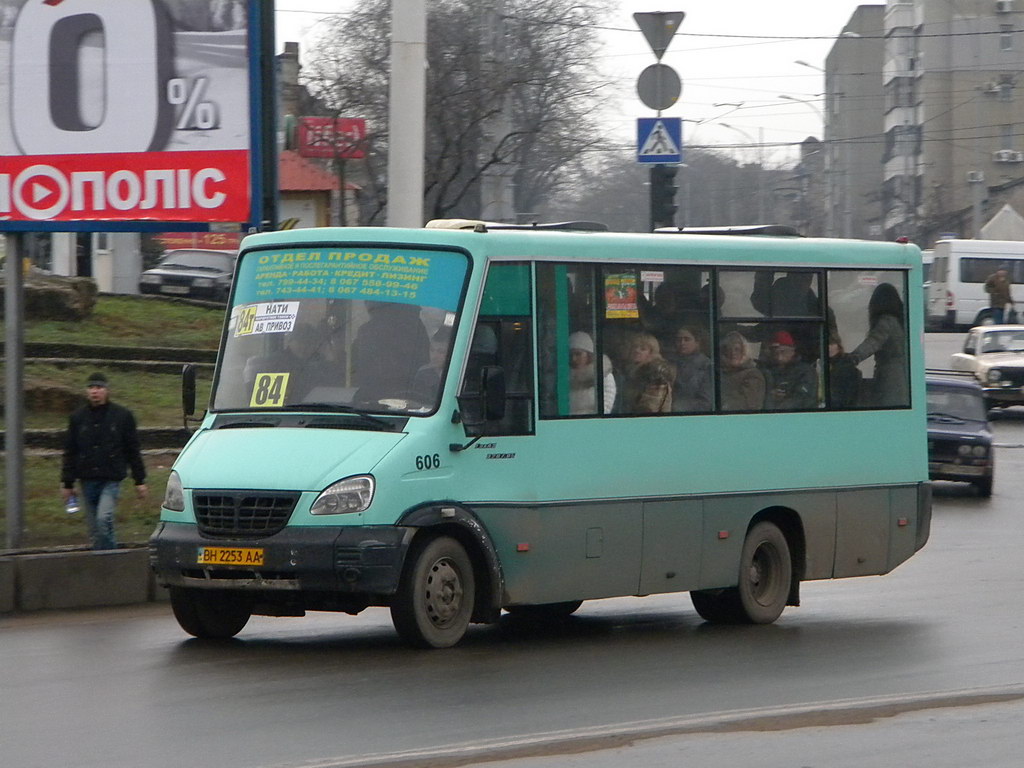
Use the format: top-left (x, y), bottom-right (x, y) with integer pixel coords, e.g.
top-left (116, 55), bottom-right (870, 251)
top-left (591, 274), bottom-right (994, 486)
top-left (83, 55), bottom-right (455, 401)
top-left (212, 246), bottom-right (470, 414)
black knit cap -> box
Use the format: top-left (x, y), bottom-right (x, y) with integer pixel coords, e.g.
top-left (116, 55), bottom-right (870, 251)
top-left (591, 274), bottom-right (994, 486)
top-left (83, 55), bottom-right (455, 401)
top-left (86, 372), bottom-right (108, 388)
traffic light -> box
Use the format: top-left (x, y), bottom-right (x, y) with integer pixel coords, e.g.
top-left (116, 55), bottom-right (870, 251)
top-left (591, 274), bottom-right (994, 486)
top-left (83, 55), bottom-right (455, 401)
top-left (650, 164), bottom-right (678, 228)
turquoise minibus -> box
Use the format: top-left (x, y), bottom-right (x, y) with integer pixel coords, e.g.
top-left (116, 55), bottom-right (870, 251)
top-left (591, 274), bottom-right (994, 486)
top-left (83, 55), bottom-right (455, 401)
top-left (150, 223), bottom-right (931, 648)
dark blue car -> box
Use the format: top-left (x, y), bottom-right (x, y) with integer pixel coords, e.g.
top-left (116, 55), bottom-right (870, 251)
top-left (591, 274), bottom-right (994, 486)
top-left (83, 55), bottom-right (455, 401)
top-left (926, 376), bottom-right (994, 497)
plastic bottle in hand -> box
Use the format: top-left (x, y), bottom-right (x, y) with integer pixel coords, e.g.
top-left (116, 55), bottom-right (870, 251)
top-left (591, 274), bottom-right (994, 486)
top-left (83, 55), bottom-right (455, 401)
top-left (65, 494), bottom-right (80, 514)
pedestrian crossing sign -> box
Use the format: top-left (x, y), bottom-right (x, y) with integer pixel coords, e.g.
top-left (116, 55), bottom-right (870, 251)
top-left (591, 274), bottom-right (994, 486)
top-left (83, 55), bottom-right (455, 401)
top-left (637, 117), bottom-right (682, 164)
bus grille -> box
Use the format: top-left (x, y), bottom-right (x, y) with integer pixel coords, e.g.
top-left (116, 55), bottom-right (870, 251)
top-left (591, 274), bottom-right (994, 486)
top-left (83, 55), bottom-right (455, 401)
top-left (193, 492), bottom-right (299, 538)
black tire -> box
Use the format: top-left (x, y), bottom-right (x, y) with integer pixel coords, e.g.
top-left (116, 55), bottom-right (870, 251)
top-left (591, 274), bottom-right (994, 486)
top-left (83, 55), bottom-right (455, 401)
top-left (690, 521), bottom-right (792, 625)
top-left (390, 536), bottom-right (475, 648)
top-left (974, 475), bottom-right (993, 498)
top-left (690, 588), bottom-right (743, 623)
top-left (170, 587), bottom-right (252, 639)
top-left (505, 600), bottom-right (583, 621)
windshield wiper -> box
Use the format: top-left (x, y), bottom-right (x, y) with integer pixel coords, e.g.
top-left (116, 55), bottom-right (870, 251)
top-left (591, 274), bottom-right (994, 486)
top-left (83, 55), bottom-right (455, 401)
top-left (278, 403), bottom-right (395, 430)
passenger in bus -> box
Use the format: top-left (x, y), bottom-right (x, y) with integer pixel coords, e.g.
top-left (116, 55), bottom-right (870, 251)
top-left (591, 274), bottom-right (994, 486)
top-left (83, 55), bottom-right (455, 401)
top-left (847, 283), bottom-right (908, 407)
top-left (827, 333), bottom-right (862, 408)
top-left (242, 322), bottom-right (321, 403)
top-left (411, 327), bottom-right (453, 402)
top-left (750, 271), bottom-right (836, 363)
top-left (670, 325), bottom-right (712, 412)
top-left (568, 331), bottom-right (616, 415)
top-left (638, 275), bottom-right (705, 349)
top-left (621, 332), bottom-right (675, 413)
top-left (719, 331), bottom-right (766, 411)
top-left (351, 302), bottom-right (430, 400)
top-left (763, 330), bottom-right (818, 410)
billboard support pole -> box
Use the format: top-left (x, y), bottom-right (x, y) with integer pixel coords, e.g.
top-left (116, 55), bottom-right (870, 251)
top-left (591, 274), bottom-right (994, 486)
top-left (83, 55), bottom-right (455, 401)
top-left (258, 0), bottom-right (278, 230)
top-left (4, 233), bottom-right (25, 550)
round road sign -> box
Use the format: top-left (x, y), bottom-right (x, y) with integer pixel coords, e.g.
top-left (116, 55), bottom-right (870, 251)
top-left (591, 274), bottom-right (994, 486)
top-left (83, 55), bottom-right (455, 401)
top-left (637, 64), bottom-right (681, 111)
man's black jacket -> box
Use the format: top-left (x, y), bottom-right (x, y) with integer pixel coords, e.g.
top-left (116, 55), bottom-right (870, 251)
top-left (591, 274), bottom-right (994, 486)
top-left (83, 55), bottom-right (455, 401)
top-left (61, 402), bottom-right (146, 488)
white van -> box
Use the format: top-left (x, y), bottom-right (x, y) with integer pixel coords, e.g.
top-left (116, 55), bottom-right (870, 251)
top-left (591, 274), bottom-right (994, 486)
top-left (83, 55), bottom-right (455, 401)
top-left (927, 239), bottom-right (1024, 330)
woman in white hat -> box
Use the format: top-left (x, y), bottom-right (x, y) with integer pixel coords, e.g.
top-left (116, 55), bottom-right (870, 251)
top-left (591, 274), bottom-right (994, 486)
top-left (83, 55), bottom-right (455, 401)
top-left (568, 331), bottom-right (616, 415)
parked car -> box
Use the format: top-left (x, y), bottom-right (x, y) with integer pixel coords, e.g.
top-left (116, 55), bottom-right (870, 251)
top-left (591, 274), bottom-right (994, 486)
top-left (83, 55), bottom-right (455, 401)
top-left (138, 249), bottom-right (235, 301)
top-left (926, 375), bottom-right (994, 497)
top-left (949, 324), bottom-right (1024, 406)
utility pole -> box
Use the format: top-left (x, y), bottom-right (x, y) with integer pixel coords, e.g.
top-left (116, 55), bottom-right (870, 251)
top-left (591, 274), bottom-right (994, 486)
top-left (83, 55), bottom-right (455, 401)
top-left (387, 0), bottom-right (426, 227)
top-left (479, 0), bottom-right (516, 222)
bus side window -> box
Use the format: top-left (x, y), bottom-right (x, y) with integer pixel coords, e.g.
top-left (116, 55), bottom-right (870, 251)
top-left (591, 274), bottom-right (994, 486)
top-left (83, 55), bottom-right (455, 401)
top-left (829, 270), bottom-right (910, 409)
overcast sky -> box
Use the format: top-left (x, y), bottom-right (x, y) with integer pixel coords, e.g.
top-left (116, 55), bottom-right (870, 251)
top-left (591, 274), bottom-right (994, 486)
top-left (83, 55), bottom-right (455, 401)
top-left (274, 0), bottom-right (873, 165)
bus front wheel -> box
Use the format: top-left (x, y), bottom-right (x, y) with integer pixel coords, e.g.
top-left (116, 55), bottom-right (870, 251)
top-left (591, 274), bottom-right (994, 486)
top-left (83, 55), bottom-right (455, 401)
top-left (690, 521), bottom-right (792, 625)
top-left (390, 536), bottom-right (475, 648)
top-left (170, 587), bottom-right (252, 639)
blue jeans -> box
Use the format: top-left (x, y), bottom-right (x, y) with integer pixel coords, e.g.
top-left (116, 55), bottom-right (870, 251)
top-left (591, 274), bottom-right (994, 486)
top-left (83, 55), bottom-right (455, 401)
top-left (991, 307), bottom-right (1005, 324)
top-left (80, 480), bottom-right (121, 550)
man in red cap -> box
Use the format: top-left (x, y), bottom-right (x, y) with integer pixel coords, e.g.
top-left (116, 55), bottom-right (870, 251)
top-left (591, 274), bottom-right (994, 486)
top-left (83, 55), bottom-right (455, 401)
top-left (763, 331), bottom-right (818, 410)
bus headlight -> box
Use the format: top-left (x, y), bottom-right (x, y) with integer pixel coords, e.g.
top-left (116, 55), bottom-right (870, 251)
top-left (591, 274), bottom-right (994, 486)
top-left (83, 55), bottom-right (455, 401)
top-left (987, 368), bottom-right (1002, 383)
top-left (163, 471), bottom-right (185, 511)
top-left (310, 475), bottom-right (375, 515)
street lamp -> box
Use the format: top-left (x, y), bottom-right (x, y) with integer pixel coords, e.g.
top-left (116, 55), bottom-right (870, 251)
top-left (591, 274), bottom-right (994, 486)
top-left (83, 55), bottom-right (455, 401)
top-left (794, 60), bottom-right (824, 73)
top-left (778, 93), bottom-right (823, 121)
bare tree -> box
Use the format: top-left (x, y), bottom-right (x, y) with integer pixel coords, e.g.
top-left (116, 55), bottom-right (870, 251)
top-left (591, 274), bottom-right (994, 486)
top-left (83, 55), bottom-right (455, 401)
top-left (301, 0), bottom-right (612, 222)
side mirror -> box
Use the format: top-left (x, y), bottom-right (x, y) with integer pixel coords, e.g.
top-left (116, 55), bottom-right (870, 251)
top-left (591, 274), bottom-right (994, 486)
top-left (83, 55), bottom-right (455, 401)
top-left (182, 364), bottom-right (196, 419)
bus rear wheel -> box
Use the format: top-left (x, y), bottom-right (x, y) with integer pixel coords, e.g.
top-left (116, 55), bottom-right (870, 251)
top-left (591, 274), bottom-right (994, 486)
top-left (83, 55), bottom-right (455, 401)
top-left (690, 521), bottom-right (792, 625)
top-left (170, 587), bottom-right (252, 639)
top-left (390, 536), bottom-right (475, 648)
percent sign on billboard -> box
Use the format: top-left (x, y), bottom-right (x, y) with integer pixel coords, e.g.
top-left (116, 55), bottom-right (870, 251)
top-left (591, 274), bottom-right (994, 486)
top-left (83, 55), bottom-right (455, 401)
top-left (0, 0), bottom-right (260, 229)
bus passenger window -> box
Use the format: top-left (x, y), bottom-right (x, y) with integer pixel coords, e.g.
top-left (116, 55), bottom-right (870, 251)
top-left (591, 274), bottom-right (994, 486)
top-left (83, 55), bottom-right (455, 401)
top-left (538, 262), bottom-right (615, 418)
top-left (829, 271), bottom-right (910, 409)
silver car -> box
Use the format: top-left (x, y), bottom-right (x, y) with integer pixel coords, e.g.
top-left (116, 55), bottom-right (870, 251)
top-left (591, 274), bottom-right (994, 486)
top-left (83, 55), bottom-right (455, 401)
top-left (950, 324), bottom-right (1024, 406)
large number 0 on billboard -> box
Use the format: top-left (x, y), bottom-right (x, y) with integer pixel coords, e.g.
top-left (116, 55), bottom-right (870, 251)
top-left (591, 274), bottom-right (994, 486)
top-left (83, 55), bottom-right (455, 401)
top-left (0, 0), bottom-right (257, 228)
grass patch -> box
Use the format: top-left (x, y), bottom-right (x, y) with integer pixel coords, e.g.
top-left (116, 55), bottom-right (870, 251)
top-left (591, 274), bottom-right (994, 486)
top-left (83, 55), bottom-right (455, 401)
top-left (24, 294), bottom-right (225, 349)
top-left (17, 364), bottom-right (213, 430)
top-left (2, 294), bottom-right (223, 548)
top-left (1, 453), bottom-right (177, 549)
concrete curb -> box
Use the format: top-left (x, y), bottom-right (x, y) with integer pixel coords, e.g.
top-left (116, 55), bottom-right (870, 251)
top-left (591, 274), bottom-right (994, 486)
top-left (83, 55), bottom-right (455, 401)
top-left (1, 548), bottom-right (168, 613)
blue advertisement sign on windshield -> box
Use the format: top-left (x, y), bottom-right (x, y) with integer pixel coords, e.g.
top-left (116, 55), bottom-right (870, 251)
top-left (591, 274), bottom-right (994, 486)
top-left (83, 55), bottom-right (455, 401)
top-left (233, 248), bottom-right (469, 311)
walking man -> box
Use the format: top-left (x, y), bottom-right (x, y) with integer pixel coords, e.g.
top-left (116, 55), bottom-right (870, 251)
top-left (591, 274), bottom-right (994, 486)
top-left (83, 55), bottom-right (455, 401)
top-left (61, 372), bottom-right (148, 550)
top-left (983, 265), bottom-right (1015, 324)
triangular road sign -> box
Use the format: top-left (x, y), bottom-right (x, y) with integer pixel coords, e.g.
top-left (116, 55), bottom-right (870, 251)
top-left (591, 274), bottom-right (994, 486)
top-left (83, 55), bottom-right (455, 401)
top-left (633, 12), bottom-right (685, 61)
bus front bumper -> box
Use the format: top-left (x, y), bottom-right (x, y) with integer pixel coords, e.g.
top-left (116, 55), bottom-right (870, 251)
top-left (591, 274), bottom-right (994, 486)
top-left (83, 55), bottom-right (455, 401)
top-left (149, 522), bottom-right (412, 597)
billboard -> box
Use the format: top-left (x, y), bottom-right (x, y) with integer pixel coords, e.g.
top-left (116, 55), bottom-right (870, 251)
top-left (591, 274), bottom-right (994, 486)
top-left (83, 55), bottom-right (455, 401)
top-left (0, 0), bottom-right (264, 231)
top-left (297, 117), bottom-right (367, 160)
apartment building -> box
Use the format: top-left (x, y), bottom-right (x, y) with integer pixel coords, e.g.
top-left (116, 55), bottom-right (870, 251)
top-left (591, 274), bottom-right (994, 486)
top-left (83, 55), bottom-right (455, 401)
top-left (884, 0), bottom-right (1024, 243)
